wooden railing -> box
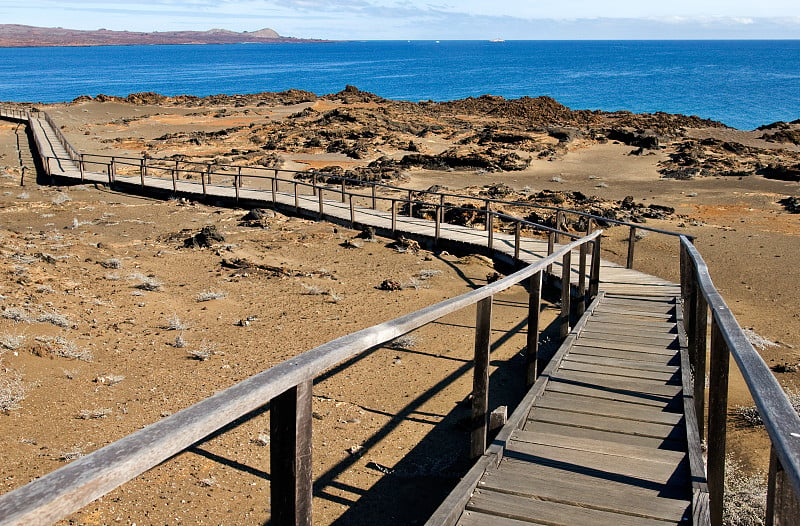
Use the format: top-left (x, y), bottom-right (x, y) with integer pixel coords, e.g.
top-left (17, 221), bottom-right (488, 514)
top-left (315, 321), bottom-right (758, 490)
top-left (681, 237), bottom-right (800, 525)
top-left (0, 106), bottom-right (31, 122)
top-left (0, 227), bottom-right (601, 526)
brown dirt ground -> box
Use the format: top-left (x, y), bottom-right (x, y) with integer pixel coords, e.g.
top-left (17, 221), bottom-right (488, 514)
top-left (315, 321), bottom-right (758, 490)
top-left (1, 99), bottom-right (799, 523)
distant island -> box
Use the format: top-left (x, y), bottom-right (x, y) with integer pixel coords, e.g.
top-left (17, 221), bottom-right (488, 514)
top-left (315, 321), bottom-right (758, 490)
top-left (0, 24), bottom-right (330, 47)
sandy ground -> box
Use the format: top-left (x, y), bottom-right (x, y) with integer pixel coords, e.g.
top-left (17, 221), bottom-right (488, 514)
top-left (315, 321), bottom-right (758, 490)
top-left (1, 98), bottom-right (799, 523)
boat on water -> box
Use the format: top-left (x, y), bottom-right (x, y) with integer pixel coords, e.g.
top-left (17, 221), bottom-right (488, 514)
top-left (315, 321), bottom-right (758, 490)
top-left (489, 38), bottom-right (505, 43)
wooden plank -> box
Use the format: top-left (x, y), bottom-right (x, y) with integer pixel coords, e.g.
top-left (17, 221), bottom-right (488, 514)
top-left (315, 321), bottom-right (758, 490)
top-left (511, 430), bottom-right (686, 464)
top-left (559, 359), bottom-right (680, 383)
top-left (522, 420), bottom-right (686, 451)
top-left (501, 440), bottom-right (690, 485)
top-left (569, 344), bottom-right (680, 364)
top-left (526, 407), bottom-right (685, 441)
top-left (552, 369), bottom-right (684, 397)
top-left (578, 330), bottom-right (678, 347)
top-left (480, 463), bottom-right (690, 521)
top-left (571, 337), bottom-right (678, 354)
top-left (545, 377), bottom-right (681, 409)
top-left (466, 488), bottom-right (674, 526)
top-left (564, 353), bottom-right (679, 374)
top-left (533, 392), bottom-right (683, 425)
top-left (458, 510), bottom-right (536, 526)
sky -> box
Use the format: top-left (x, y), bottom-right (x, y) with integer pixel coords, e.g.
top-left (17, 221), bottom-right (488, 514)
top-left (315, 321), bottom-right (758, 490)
top-left (1, 0), bottom-right (799, 39)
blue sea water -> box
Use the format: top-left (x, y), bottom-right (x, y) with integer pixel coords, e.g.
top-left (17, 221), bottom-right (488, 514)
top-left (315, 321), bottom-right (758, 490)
top-left (0, 40), bottom-right (798, 130)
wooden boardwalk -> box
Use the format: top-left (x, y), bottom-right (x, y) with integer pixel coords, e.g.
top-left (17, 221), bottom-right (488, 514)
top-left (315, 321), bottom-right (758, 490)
top-left (9, 112), bottom-right (706, 525)
top-left (451, 291), bottom-right (699, 525)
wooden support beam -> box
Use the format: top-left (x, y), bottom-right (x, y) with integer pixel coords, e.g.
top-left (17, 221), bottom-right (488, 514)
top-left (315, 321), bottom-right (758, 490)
top-left (767, 446), bottom-right (800, 526)
top-left (271, 381), bottom-right (313, 526)
top-left (627, 226), bottom-right (637, 269)
top-left (471, 296), bottom-right (493, 460)
top-left (560, 250), bottom-right (572, 339)
top-left (707, 316), bottom-right (729, 526)
top-left (526, 271), bottom-right (542, 388)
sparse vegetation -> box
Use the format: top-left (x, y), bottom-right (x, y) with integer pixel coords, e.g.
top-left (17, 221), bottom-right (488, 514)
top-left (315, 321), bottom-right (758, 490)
top-left (51, 193), bottom-right (71, 205)
top-left (0, 333), bottom-right (25, 351)
top-left (196, 290), bottom-right (226, 302)
top-left (0, 373), bottom-right (26, 411)
top-left (188, 340), bottom-right (214, 361)
top-left (742, 328), bottom-right (779, 351)
top-left (724, 456), bottom-right (766, 526)
top-left (135, 275), bottom-right (163, 291)
top-left (174, 334), bottom-right (187, 348)
top-left (78, 408), bottom-right (112, 419)
top-left (301, 283), bottom-right (328, 295)
top-left (735, 389), bottom-right (800, 427)
top-left (37, 310), bottom-right (72, 328)
top-left (164, 314), bottom-right (188, 331)
top-left (100, 258), bottom-right (122, 269)
top-left (389, 334), bottom-right (419, 350)
top-left (46, 336), bottom-right (93, 361)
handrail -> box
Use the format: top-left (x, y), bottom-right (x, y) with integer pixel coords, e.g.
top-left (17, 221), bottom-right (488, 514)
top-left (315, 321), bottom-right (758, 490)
top-left (0, 204), bottom-right (601, 526)
top-left (680, 236), bottom-right (800, 525)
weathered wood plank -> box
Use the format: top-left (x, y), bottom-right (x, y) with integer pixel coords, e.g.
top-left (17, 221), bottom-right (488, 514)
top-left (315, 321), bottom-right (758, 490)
top-left (465, 488), bottom-right (673, 526)
top-left (525, 407), bottom-right (685, 441)
top-left (569, 344), bottom-right (680, 363)
top-left (570, 338), bottom-right (679, 354)
top-left (522, 420), bottom-right (686, 451)
top-left (563, 353), bottom-right (679, 374)
top-left (533, 392), bottom-right (683, 425)
top-left (545, 377), bottom-right (682, 409)
top-left (481, 463), bottom-right (691, 521)
top-left (511, 430), bottom-right (686, 464)
top-left (552, 369), bottom-right (684, 397)
top-left (559, 359), bottom-right (680, 383)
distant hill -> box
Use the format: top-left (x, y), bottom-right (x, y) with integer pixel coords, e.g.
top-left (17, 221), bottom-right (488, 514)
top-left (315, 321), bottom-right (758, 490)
top-left (0, 24), bottom-right (328, 47)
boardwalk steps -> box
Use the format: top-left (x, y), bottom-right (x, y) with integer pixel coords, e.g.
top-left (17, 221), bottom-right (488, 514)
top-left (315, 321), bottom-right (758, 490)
top-left (451, 293), bottom-right (695, 525)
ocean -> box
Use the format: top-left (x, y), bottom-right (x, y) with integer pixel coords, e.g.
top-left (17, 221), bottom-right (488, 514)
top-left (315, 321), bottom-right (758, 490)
top-left (1, 40), bottom-right (798, 130)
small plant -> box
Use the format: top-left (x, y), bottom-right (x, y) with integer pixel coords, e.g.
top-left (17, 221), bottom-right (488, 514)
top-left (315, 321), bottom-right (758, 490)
top-left (78, 408), bottom-right (112, 419)
top-left (100, 258), bottom-right (122, 269)
top-left (135, 276), bottom-right (163, 291)
top-left (634, 230), bottom-right (649, 241)
top-left (196, 290), bottom-right (226, 302)
top-left (17, 192), bottom-right (29, 199)
top-left (198, 477), bottom-right (217, 487)
top-left (0, 333), bottom-right (25, 351)
top-left (93, 374), bottom-right (124, 386)
top-left (416, 269), bottom-right (443, 280)
top-left (1, 307), bottom-right (31, 323)
top-left (51, 193), bottom-right (71, 205)
top-left (188, 340), bottom-right (214, 361)
top-left (0, 373), bottom-right (26, 411)
top-left (549, 175), bottom-right (562, 183)
top-left (164, 314), bottom-right (188, 331)
top-left (301, 283), bottom-right (328, 296)
top-left (49, 337), bottom-right (93, 361)
top-left (174, 334), bottom-right (187, 348)
top-left (37, 310), bottom-right (72, 328)
top-left (58, 447), bottom-right (83, 462)
top-left (742, 328), bottom-right (778, 351)
top-left (252, 434), bottom-right (270, 446)
top-left (735, 389), bottom-right (800, 427)
top-left (389, 334), bottom-right (418, 350)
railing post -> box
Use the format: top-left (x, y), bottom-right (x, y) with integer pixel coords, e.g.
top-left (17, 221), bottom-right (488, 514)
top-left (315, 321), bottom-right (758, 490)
top-left (234, 174), bottom-right (240, 202)
top-left (407, 190), bottom-right (413, 217)
top-left (79, 154), bottom-right (85, 182)
top-left (435, 203), bottom-right (441, 245)
top-left (349, 194), bottom-right (355, 227)
top-left (107, 160), bottom-right (113, 184)
top-left (311, 174), bottom-right (317, 197)
top-left (627, 226), bottom-right (637, 269)
top-left (207, 163), bottom-right (212, 185)
top-left (486, 210), bottom-right (494, 251)
top-left (201, 167), bottom-right (207, 195)
top-left (560, 250), bottom-right (572, 339)
top-left (140, 158), bottom-right (145, 181)
top-left (341, 179), bottom-right (346, 203)
top-left (554, 211), bottom-right (563, 244)
top-left (767, 447), bottom-right (800, 526)
top-left (526, 271), bottom-right (542, 388)
top-left (471, 296), bottom-right (493, 460)
top-left (238, 167), bottom-right (244, 189)
top-left (271, 381), bottom-right (313, 526)
top-left (272, 175), bottom-right (278, 204)
top-left (589, 237), bottom-right (601, 299)
top-left (577, 241), bottom-right (588, 317)
top-left (391, 199), bottom-right (397, 233)
top-left (171, 168), bottom-right (177, 192)
top-left (318, 188), bottom-right (324, 218)
top-left (371, 184), bottom-right (377, 210)
top-left (546, 231), bottom-right (555, 277)
top-left (514, 222), bottom-right (521, 263)
top-left (294, 182), bottom-right (299, 213)
top-left (707, 315), bottom-right (730, 526)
